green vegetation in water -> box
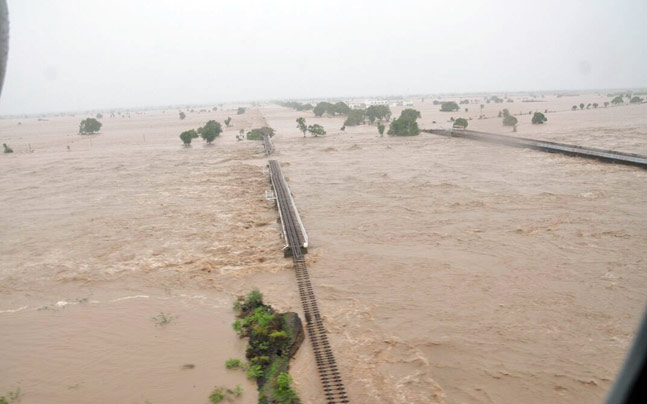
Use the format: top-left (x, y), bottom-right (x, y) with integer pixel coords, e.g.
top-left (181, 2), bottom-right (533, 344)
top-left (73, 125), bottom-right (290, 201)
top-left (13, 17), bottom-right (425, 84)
top-left (0, 388), bottom-right (21, 404)
top-left (79, 117), bottom-right (102, 134)
top-left (179, 129), bottom-right (199, 146)
top-left (225, 358), bottom-right (242, 369)
top-left (279, 101), bottom-right (313, 111)
top-left (198, 120), bottom-right (223, 144)
top-left (151, 312), bottom-right (174, 326)
top-left (531, 112), bottom-right (548, 124)
top-left (313, 101), bottom-right (350, 117)
top-left (3, 143), bottom-right (13, 153)
top-left (388, 109), bottom-right (421, 136)
top-left (231, 289), bottom-right (304, 403)
top-left (307, 124), bottom-right (326, 137)
top-left (246, 127), bottom-right (275, 141)
top-left (440, 101), bottom-right (460, 112)
top-left (296, 117), bottom-right (307, 137)
top-left (453, 117), bottom-right (468, 129)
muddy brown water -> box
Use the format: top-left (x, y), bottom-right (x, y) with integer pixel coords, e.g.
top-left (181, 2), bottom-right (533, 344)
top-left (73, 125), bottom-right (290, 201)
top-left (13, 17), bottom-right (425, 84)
top-left (1, 96), bottom-right (646, 403)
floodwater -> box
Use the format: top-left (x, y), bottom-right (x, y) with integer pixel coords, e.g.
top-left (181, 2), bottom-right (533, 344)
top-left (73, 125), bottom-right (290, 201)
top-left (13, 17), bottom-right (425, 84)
top-left (1, 95), bottom-right (646, 403)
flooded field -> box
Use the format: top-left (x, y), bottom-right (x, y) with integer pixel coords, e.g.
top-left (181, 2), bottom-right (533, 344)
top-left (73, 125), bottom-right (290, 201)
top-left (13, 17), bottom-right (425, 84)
top-left (1, 94), bottom-right (646, 403)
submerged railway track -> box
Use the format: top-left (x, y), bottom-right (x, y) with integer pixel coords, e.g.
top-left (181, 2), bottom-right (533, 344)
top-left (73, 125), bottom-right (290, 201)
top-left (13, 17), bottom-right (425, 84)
top-left (268, 160), bottom-right (350, 404)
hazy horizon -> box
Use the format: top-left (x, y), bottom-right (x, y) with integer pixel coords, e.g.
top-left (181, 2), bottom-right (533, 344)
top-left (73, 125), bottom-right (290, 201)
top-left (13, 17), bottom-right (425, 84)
top-left (1, 0), bottom-right (645, 115)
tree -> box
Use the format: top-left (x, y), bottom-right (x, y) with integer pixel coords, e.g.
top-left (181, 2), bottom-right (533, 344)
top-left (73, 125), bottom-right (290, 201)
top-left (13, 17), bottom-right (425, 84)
top-left (307, 124), bottom-right (326, 137)
top-left (630, 96), bottom-right (644, 104)
top-left (604, 101), bottom-right (609, 108)
top-left (388, 109), bottom-right (420, 136)
top-left (344, 109), bottom-right (366, 126)
top-left (572, 105), bottom-right (578, 111)
top-left (377, 122), bottom-right (385, 136)
top-left (502, 112), bottom-right (518, 127)
top-left (312, 101), bottom-right (350, 117)
top-left (296, 117), bottom-right (307, 137)
top-left (224, 117), bottom-right (232, 127)
top-left (453, 118), bottom-right (468, 129)
top-left (579, 103), bottom-right (585, 110)
top-left (96, 113), bottom-right (103, 119)
top-left (246, 127), bottom-right (275, 140)
top-left (212, 106), bottom-right (218, 111)
top-left (3, 143), bottom-right (13, 153)
top-left (531, 112), bottom-right (547, 124)
top-left (593, 103), bottom-right (598, 109)
top-left (440, 101), bottom-right (460, 112)
top-left (198, 120), bottom-right (223, 144)
top-left (179, 129), bottom-right (198, 146)
top-left (237, 107), bottom-right (246, 115)
top-left (79, 118), bottom-right (102, 134)
top-left (179, 111), bottom-right (186, 120)
top-left (611, 96), bottom-right (624, 105)
top-left (313, 102), bottom-right (329, 117)
top-left (365, 105), bottom-right (391, 122)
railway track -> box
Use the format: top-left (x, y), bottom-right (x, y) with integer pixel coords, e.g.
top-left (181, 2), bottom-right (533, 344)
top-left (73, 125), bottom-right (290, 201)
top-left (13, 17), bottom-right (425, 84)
top-left (268, 160), bottom-right (350, 404)
top-left (263, 134), bottom-right (275, 155)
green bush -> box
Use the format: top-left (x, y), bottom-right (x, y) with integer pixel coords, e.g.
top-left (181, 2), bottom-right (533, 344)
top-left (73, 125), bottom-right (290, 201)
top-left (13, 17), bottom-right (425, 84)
top-left (237, 107), bottom-right (246, 114)
top-left (209, 387), bottom-right (225, 403)
top-left (296, 117), bottom-right (307, 137)
top-left (276, 372), bottom-right (297, 403)
top-left (179, 111), bottom-right (186, 120)
top-left (3, 143), bottom-right (13, 153)
top-left (247, 364), bottom-right (264, 379)
top-left (611, 95), bottom-right (624, 105)
top-left (225, 358), bottom-right (242, 369)
top-left (377, 122), bottom-right (385, 136)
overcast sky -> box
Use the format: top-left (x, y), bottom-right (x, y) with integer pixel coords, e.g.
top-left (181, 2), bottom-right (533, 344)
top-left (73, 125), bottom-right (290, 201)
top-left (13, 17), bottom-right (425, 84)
top-left (1, 0), bottom-right (645, 114)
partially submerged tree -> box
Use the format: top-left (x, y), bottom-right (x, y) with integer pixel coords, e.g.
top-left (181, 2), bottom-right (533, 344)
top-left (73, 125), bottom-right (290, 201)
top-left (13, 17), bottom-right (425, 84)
top-left (179, 111), bottom-right (186, 120)
top-left (246, 127), bottom-right (275, 140)
top-left (377, 122), bottom-right (385, 136)
top-left (503, 115), bottom-right (518, 127)
top-left (365, 105), bottom-right (391, 123)
top-left (96, 113), bottom-right (103, 119)
top-left (307, 124), bottom-right (326, 137)
top-left (388, 109), bottom-right (421, 136)
top-left (224, 117), bottom-right (232, 127)
top-left (579, 103), bottom-right (585, 110)
top-left (440, 101), bottom-right (460, 112)
top-left (296, 117), bottom-right (307, 137)
top-left (611, 96), bottom-right (624, 105)
top-left (312, 101), bottom-right (350, 117)
top-left (453, 117), bottom-right (468, 129)
top-left (343, 109), bottom-right (366, 126)
top-left (237, 107), bottom-right (246, 115)
top-left (198, 120), bottom-right (223, 144)
top-left (3, 143), bottom-right (13, 153)
top-left (572, 105), bottom-right (578, 111)
top-left (630, 96), bottom-right (644, 104)
top-left (79, 118), bottom-right (102, 134)
top-left (180, 129), bottom-right (198, 146)
top-left (531, 112), bottom-right (547, 124)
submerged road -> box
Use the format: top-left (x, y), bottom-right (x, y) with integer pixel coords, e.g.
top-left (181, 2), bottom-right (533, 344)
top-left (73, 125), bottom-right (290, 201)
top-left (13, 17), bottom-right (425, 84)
top-left (424, 128), bottom-right (647, 168)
